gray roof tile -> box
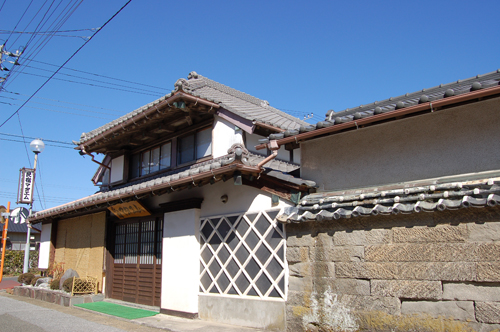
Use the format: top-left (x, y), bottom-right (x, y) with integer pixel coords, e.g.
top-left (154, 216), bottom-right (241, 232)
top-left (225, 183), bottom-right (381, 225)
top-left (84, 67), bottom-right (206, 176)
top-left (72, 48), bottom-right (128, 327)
top-left (278, 178), bottom-right (500, 223)
top-left (79, 72), bottom-right (308, 144)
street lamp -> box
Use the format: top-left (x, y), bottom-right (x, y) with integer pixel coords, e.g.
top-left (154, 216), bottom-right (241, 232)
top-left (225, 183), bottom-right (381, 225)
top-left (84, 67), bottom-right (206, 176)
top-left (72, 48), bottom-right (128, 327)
top-left (23, 139), bottom-right (45, 273)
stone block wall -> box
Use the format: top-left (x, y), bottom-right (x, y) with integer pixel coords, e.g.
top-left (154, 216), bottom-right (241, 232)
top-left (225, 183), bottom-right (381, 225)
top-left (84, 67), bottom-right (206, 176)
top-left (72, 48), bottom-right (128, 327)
top-left (285, 207), bottom-right (500, 332)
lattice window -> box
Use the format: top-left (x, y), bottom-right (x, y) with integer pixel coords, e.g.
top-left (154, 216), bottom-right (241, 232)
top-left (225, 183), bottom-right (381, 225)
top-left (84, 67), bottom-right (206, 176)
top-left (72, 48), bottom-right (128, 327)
top-left (199, 209), bottom-right (286, 299)
top-left (114, 218), bottom-right (163, 264)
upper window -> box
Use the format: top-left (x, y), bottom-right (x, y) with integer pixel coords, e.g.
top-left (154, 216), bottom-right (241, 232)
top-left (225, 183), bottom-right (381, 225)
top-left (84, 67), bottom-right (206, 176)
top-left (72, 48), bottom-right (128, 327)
top-left (178, 127), bottom-right (212, 165)
top-left (130, 142), bottom-right (171, 179)
top-left (128, 127), bottom-right (212, 180)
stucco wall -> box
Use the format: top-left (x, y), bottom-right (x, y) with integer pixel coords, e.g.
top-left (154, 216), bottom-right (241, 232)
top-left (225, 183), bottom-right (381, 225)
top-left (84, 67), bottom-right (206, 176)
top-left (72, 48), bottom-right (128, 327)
top-left (301, 97), bottom-right (500, 191)
top-left (285, 206), bottom-right (500, 332)
top-left (149, 179), bottom-right (293, 218)
top-left (54, 211), bottom-right (106, 290)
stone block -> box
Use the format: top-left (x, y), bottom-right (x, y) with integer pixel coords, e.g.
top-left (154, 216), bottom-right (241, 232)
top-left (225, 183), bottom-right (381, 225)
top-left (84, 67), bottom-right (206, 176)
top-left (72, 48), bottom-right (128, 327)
top-left (287, 234), bottom-right (315, 247)
top-left (475, 243), bottom-right (500, 261)
top-left (468, 322), bottom-right (500, 332)
top-left (397, 262), bottom-right (476, 282)
top-left (339, 294), bottom-right (401, 315)
top-left (371, 280), bottom-right (442, 299)
top-left (287, 290), bottom-right (312, 307)
top-left (393, 224), bottom-right (468, 243)
top-left (401, 300), bottom-right (475, 321)
top-left (287, 247), bottom-right (309, 263)
top-left (443, 283), bottom-right (500, 302)
top-left (336, 262), bottom-right (399, 279)
top-left (477, 262), bottom-right (500, 282)
top-left (365, 243), bottom-right (496, 262)
top-left (476, 302), bottom-right (500, 324)
top-left (289, 262), bottom-right (313, 278)
top-left (336, 261), bottom-right (475, 281)
top-left (323, 278), bottom-right (370, 296)
top-left (312, 262), bottom-right (335, 278)
top-left (327, 246), bottom-right (364, 262)
top-left (333, 229), bottom-right (392, 246)
top-left (468, 222), bottom-right (500, 242)
top-left (314, 232), bottom-right (334, 248)
top-left (289, 276), bottom-right (313, 292)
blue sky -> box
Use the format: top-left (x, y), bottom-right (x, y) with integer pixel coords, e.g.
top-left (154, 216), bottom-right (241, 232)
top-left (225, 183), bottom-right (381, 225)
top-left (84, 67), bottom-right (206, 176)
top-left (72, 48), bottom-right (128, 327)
top-left (0, 0), bottom-right (499, 212)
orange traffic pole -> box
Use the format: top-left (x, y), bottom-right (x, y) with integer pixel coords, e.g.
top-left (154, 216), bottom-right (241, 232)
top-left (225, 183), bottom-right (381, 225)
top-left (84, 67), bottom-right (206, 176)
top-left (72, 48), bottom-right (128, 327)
top-left (0, 201), bottom-right (11, 283)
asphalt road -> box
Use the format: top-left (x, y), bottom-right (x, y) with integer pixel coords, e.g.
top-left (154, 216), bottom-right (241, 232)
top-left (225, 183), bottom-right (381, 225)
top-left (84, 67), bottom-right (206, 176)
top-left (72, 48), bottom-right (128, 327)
top-left (0, 293), bottom-right (164, 332)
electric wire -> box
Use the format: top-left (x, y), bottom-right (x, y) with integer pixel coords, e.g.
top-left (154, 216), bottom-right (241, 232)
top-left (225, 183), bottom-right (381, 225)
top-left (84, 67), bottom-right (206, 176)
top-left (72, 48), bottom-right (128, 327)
top-left (29, 59), bottom-right (170, 92)
top-left (0, 95), bottom-right (124, 116)
top-left (0, 0), bottom-right (133, 128)
top-left (20, 68), bottom-right (167, 96)
top-left (24, 63), bottom-right (168, 93)
top-left (3, 90), bottom-right (124, 113)
top-left (3, 0), bottom-right (83, 88)
top-left (4, 0), bottom-right (34, 45)
top-left (0, 101), bottom-right (114, 119)
top-left (0, 132), bottom-right (73, 145)
top-left (0, 138), bottom-right (74, 148)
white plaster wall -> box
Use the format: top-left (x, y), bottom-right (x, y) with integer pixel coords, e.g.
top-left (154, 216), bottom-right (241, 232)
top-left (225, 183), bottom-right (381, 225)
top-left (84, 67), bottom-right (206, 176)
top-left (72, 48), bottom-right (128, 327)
top-left (110, 155), bottom-right (125, 183)
top-left (38, 223), bottom-right (52, 269)
top-left (246, 133), bottom-right (266, 155)
top-left (149, 180), bottom-right (293, 218)
top-left (276, 145), bottom-right (290, 162)
top-left (161, 208), bottom-right (200, 314)
top-left (212, 116), bottom-right (243, 158)
top-left (301, 98), bottom-right (500, 191)
top-left (293, 147), bottom-right (301, 164)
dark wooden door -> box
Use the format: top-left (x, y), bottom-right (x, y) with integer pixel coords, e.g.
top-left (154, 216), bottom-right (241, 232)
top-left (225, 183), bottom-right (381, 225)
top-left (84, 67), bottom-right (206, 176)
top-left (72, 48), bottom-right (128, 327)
top-left (111, 217), bottom-right (162, 306)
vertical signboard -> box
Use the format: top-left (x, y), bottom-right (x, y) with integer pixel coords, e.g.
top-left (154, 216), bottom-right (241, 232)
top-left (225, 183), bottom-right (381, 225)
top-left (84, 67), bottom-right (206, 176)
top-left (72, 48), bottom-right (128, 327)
top-left (17, 168), bottom-right (35, 204)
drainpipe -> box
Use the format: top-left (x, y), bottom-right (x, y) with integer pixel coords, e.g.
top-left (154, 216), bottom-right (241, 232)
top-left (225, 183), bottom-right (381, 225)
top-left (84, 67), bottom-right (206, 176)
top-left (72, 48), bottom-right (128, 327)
top-left (257, 140), bottom-right (279, 168)
top-left (80, 148), bottom-right (111, 169)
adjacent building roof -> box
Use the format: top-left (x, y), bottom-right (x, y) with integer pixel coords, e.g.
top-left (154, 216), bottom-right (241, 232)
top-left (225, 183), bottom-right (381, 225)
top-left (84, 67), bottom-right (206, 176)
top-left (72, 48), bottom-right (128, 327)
top-left (8, 222), bottom-right (41, 233)
top-left (278, 176), bottom-right (500, 223)
top-left (79, 71), bottom-right (308, 146)
top-left (258, 69), bottom-right (500, 146)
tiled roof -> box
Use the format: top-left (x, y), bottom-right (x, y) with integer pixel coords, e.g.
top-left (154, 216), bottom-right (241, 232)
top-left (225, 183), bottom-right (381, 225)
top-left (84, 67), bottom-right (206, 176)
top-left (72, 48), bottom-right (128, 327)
top-left (264, 70), bottom-right (500, 141)
top-left (8, 222), bottom-right (41, 233)
top-left (277, 177), bottom-right (500, 223)
top-left (178, 72), bottom-right (308, 130)
top-left (79, 72), bottom-right (308, 144)
top-left (30, 145), bottom-right (315, 222)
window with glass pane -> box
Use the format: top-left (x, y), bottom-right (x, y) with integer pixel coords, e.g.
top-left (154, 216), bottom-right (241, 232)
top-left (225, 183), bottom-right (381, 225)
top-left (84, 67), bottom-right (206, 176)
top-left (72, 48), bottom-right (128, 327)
top-left (130, 153), bottom-right (141, 178)
top-left (150, 147), bottom-right (160, 173)
top-left (178, 134), bottom-right (195, 164)
top-left (196, 128), bottom-right (212, 159)
top-left (141, 150), bottom-right (151, 176)
top-left (160, 142), bottom-right (171, 169)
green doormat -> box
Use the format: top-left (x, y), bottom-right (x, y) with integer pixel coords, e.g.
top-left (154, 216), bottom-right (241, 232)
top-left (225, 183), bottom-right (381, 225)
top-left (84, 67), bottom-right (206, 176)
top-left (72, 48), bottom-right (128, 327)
top-left (74, 302), bottom-right (158, 320)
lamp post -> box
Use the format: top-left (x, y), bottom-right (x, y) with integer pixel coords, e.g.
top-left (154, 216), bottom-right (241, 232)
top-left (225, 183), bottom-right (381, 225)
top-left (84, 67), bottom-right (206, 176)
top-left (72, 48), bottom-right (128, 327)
top-left (23, 139), bottom-right (44, 273)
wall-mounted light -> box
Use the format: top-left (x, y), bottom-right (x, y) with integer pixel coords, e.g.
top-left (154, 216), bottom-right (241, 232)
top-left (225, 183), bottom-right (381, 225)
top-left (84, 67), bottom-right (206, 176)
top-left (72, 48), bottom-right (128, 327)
top-left (221, 195), bottom-right (228, 203)
top-left (173, 101), bottom-right (186, 109)
top-left (233, 171), bottom-right (242, 186)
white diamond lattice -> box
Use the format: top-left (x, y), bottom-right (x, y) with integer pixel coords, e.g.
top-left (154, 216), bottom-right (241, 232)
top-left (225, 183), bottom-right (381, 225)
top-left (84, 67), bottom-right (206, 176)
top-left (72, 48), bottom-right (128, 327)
top-left (199, 209), bottom-right (286, 299)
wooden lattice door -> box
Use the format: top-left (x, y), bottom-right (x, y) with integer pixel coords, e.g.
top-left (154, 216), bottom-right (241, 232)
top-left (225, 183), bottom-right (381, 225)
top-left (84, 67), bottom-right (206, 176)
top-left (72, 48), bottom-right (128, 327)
top-left (111, 217), bottom-right (163, 306)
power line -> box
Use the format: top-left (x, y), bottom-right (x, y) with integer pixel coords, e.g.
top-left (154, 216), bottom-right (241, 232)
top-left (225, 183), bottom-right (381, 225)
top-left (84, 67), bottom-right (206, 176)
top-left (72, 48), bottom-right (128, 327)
top-left (19, 69), bottom-right (166, 96)
top-left (0, 0), bottom-right (133, 128)
top-left (0, 137), bottom-right (73, 149)
top-left (0, 132), bottom-right (73, 145)
top-left (29, 59), bottom-right (170, 92)
top-left (3, 0), bottom-right (84, 89)
top-left (3, 90), bottom-right (124, 113)
top-left (0, 101), bottom-right (114, 119)
top-left (0, 94), bottom-right (124, 116)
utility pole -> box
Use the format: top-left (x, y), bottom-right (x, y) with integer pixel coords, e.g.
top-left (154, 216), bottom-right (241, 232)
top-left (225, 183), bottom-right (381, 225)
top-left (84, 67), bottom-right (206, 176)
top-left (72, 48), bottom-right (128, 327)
top-left (20, 139), bottom-right (45, 273)
top-left (0, 43), bottom-right (23, 89)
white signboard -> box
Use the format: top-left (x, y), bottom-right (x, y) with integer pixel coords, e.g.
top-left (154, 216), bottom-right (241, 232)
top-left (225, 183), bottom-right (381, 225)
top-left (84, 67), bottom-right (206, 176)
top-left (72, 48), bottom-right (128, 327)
top-left (18, 168), bottom-right (35, 204)
top-left (10, 207), bottom-right (29, 224)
